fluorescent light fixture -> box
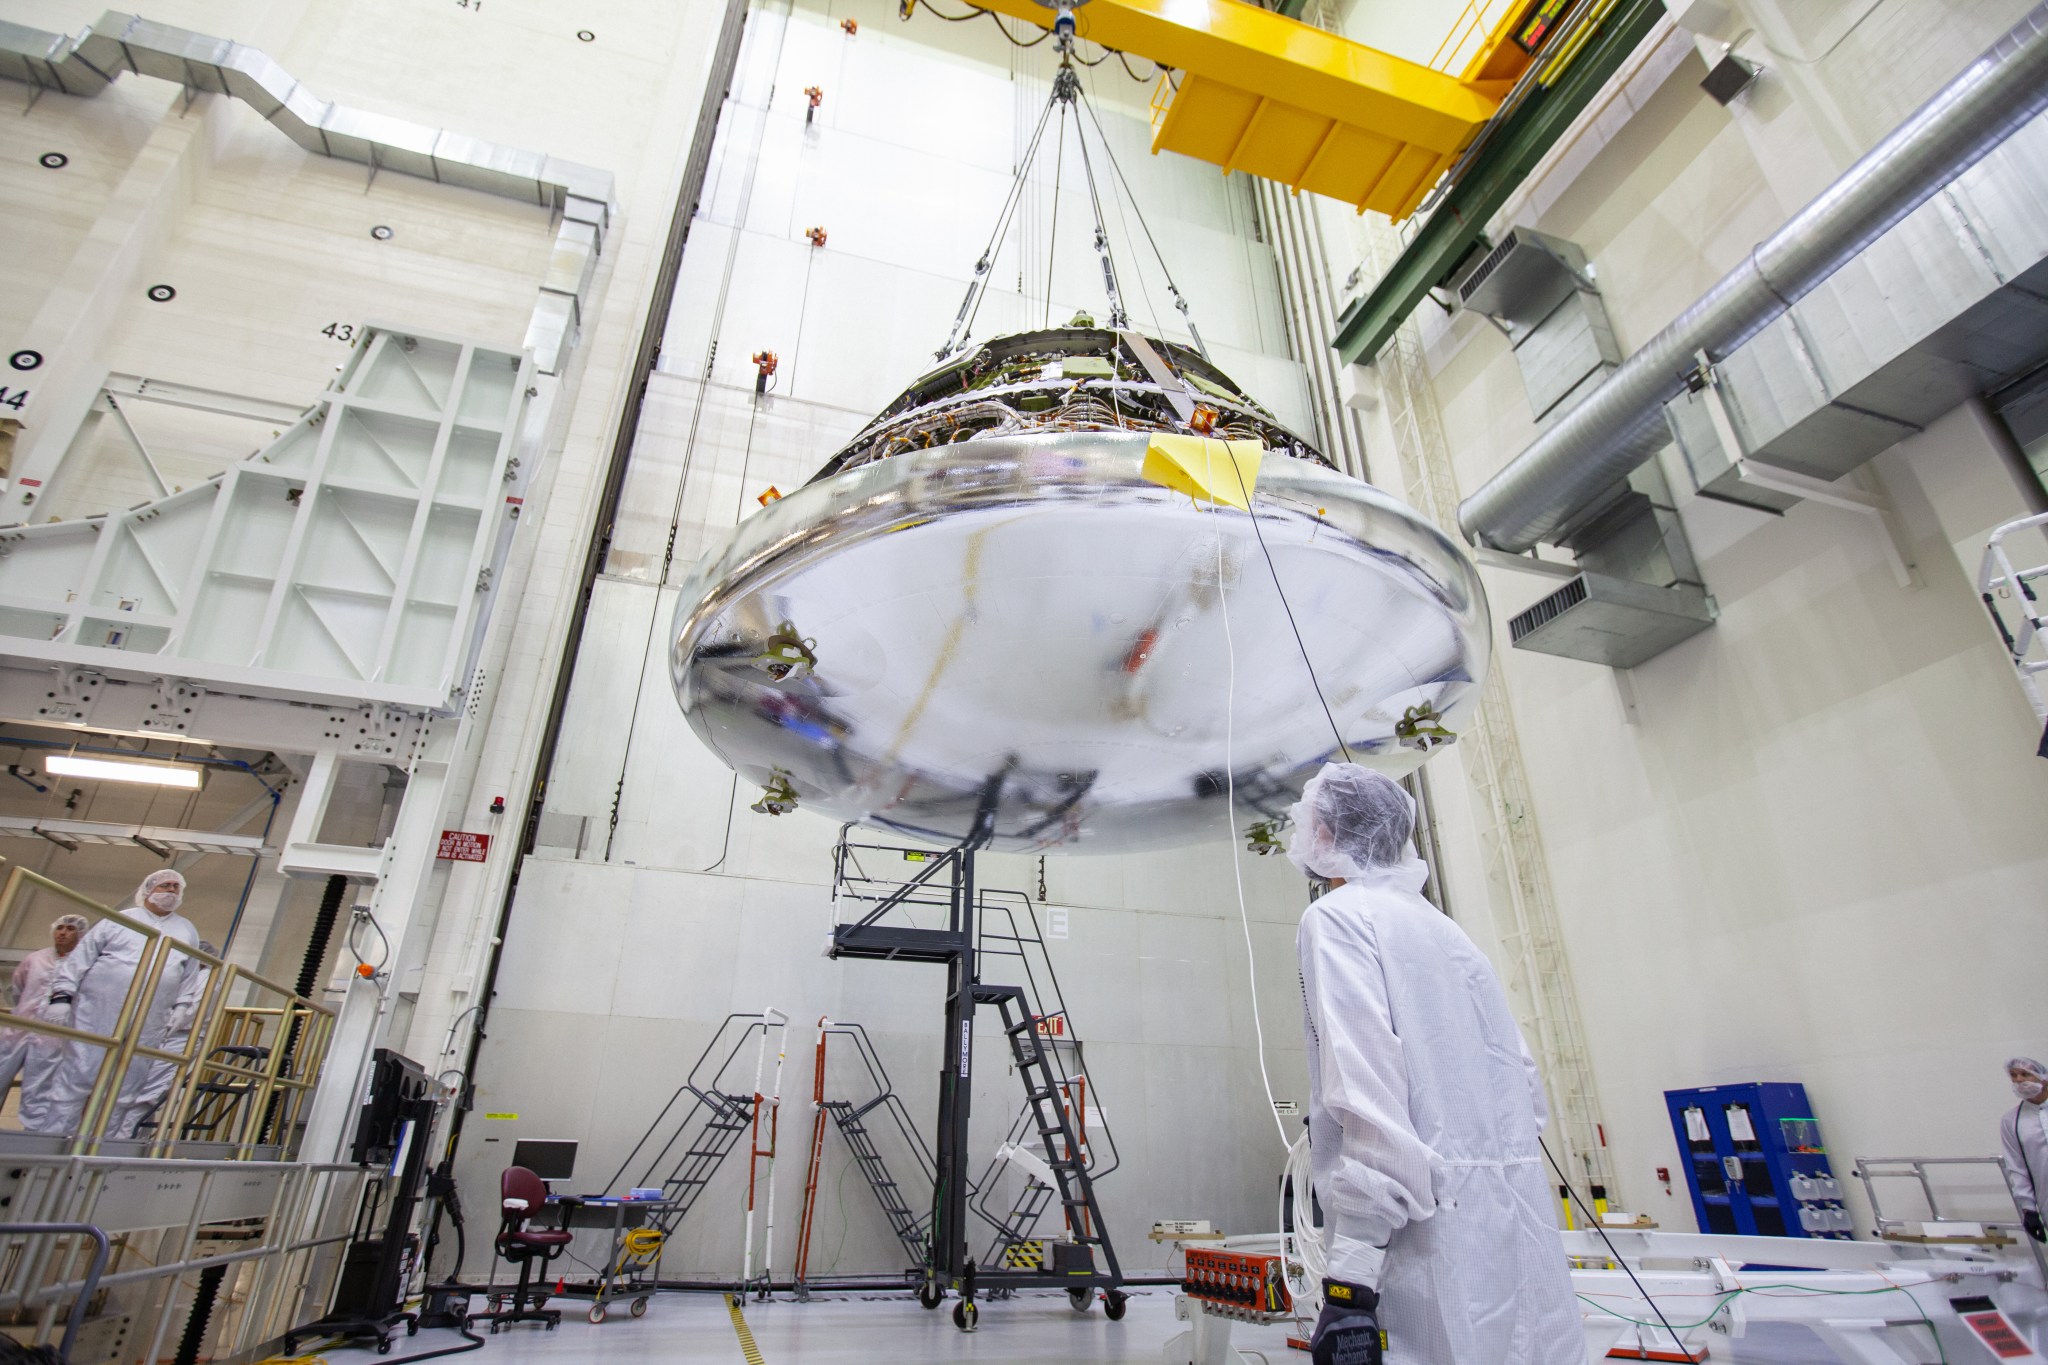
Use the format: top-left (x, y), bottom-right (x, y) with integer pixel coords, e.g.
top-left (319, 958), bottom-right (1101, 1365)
top-left (45, 754), bottom-right (204, 790)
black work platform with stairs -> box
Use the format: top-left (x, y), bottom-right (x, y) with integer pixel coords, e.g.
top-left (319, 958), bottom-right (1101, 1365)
top-left (829, 833), bottom-right (1126, 1332)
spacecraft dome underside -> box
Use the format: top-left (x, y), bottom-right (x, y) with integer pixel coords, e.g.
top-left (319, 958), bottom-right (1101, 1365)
top-left (669, 329), bottom-right (1490, 854)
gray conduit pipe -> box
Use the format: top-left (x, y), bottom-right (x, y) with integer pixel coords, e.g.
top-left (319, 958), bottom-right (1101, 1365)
top-left (1459, 2), bottom-right (2048, 554)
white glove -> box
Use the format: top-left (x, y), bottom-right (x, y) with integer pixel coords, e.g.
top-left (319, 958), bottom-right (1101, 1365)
top-left (44, 997), bottom-right (74, 1029)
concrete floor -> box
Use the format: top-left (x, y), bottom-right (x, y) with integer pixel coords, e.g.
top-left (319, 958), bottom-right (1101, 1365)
top-left (361, 1287), bottom-right (1866, 1364)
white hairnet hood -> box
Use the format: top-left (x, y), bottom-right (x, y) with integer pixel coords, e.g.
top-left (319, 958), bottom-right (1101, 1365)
top-left (1284, 763), bottom-right (1420, 881)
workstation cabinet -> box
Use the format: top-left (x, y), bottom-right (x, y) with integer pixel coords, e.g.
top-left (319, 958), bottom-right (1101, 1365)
top-left (1664, 1082), bottom-right (1852, 1239)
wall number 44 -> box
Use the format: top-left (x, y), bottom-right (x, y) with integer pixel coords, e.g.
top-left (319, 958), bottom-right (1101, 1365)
top-left (0, 388), bottom-right (28, 411)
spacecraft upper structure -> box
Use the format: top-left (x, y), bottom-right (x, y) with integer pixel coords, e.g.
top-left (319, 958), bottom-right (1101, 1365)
top-left (668, 325), bottom-right (1489, 854)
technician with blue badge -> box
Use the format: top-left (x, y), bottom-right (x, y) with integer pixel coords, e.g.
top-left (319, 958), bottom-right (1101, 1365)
top-left (1289, 763), bottom-right (1583, 1364)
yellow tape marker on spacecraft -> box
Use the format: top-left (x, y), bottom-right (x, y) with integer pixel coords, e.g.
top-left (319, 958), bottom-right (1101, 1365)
top-left (1142, 435), bottom-right (1265, 511)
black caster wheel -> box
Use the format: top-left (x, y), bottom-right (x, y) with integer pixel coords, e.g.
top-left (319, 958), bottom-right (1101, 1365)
top-left (407, 1320), bottom-right (419, 1336)
top-left (631, 1296), bottom-right (650, 1318)
top-left (918, 1283), bottom-right (944, 1309)
top-left (952, 1301), bottom-right (978, 1332)
top-left (1104, 1289), bottom-right (1128, 1321)
top-left (283, 1339), bottom-right (297, 1355)
top-left (1068, 1287), bottom-right (1093, 1312)
top-left (588, 1304), bottom-right (607, 1324)
top-left (377, 1337), bottom-right (394, 1355)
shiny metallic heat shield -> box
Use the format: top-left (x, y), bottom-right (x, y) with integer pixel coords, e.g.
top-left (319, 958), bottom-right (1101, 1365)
top-left (669, 334), bottom-right (1489, 853)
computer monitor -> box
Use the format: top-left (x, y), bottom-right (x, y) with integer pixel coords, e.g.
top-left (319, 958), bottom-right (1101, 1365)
top-left (511, 1139), bottom-right (578, 1183)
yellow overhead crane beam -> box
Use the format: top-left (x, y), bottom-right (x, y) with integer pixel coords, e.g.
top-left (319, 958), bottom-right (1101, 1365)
top-left (962, 0), bottom-right (1540, 220)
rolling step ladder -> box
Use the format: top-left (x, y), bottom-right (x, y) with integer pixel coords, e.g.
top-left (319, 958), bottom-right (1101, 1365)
top-left (977, 984), bottom-right (1118, 1281)
top-left (603, 1012), bottom-right (786, 1243)
top-left (824, 1097), bottom-right (932, 1267)
top-left (826, 834), bottom-right (1127, 1330)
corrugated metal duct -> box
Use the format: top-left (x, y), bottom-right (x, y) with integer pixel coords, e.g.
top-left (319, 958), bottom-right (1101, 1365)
top-left (1459, 2), bottom-right (2048, 554)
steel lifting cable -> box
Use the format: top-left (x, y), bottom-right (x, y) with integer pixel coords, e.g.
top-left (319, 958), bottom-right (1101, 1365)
top-left (939, 90), bottom-right (1061, 358)
top-left (1067, 68), bottom-right (1130, 331)
top-left (1074, 86), bottom-right (1209, 358)
top-left (1043, 96), bottom-right (1067, 330)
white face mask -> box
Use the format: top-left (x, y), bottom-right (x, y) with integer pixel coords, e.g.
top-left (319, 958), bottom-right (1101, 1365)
top-left (2015, 1079), bottom-right (2045, 1101)
top-left (145, 887), bottom-right (181, 914)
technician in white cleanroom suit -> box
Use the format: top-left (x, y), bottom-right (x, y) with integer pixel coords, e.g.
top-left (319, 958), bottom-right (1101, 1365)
top-left (0, 914), bottom-right (90, 1107)
top-left (1290, 763), bottom-right (1582, 1365)
top-left (108, 940), bottom-right (217, 1139)
top-left (21, 870), bottom-right (201, 1135)
top-left (2002, 1056), bottom-right (2048, 1244)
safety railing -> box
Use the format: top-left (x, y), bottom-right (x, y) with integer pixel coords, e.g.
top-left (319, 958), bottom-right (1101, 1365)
top-left (0, 864), bottom-right (336, 1158)
top-left (1979, 509), bottom-right (2048, 723)
top-left (1429, 0), bottom-right (1519, 74)
top-left (0, 1154), bottom-right (366, 1361)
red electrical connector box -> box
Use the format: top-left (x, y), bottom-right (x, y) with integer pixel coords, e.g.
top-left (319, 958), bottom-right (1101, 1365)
top-left (1184, 1247), bottom-right (1291, 1320)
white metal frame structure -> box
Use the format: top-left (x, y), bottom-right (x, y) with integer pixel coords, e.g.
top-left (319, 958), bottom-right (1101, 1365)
top-left (0, 12), bottom-right (625, 1193)
top-left (0, 328), bottom-right (534, 713)
top-left (1981, 510), bottom-right (2048, 723)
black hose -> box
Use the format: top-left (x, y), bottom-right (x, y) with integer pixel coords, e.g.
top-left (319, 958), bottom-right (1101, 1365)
top-left (171, 1263), bottom-right (225, 1365)
top-left (384, 1322), bottom-right (488, 1361)
top-left (297, 875), bottom-right (347, 998)
top-left (440, 0), bottom-right (754, 1197)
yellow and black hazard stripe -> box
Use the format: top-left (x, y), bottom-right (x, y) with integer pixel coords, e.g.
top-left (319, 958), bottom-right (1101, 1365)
top-left (727, 1294), bottom-right (766, 1365)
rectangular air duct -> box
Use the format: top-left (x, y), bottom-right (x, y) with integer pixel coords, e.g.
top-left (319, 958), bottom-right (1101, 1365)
top-left (1508, 572), bottom-right (1718, 669)
top-left (1666, 116), bottom-right (2048, 510)
top-left (1456, 228), bottom-right (1591, 330)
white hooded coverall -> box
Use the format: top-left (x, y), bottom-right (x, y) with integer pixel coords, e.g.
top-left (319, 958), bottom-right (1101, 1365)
top-left (21, 883), bottom-right (199, 1135)
top-left (0, 945), bottom-right (69, 1099)
top-left (2002, 1100), bottom-right (2048, 1216)
top-left (1298, 858), bottom-right (1584, 1364)
top-left (111, 956), bottom-right (213, 1138)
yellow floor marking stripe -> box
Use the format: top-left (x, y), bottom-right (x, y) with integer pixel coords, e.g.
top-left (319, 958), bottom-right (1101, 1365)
top-left (727, 1294), bottom-right (767, 1365)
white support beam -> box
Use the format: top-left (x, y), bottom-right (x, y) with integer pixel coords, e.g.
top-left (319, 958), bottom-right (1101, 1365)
top-left (1730, 460), bottom-right (1921, 589)
top-left (0, 815), bottom-right (269, 857)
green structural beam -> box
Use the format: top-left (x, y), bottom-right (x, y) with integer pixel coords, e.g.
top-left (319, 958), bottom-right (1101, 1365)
top-left (1331, 0), bottom-right (1668, 365)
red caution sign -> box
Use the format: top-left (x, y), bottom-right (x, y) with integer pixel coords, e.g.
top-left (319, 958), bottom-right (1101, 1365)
top-left (1961, 1308), bottom-right (2039, 1359)
top-left (437, 830), bottom-right (491, 862)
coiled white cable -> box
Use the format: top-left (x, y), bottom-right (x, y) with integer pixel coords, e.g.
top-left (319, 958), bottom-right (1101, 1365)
top-left (1281, 1126), bottom-right (1326, 1312)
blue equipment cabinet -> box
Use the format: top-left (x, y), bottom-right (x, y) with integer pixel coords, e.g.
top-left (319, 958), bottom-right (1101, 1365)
top-left (1663, 1082), bottom-right (1851, 1239)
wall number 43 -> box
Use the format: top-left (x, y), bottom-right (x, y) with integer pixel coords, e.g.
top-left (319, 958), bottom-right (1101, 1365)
top-left (321, 323), bottom-right (357, 342)
top-left (0, 387), bottom-right (28, 411)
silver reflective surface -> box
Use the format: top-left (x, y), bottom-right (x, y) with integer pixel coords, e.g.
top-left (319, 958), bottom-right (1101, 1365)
top-left (671, 433), bottom-right (1489, 853)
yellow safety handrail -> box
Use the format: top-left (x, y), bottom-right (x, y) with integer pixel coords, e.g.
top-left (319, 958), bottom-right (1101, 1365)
top-left (0, 864), bottom-right (337, 1158)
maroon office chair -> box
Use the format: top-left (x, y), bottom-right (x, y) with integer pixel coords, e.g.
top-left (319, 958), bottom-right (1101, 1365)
top-left (469, 1166), bottom-right (574, 1332)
